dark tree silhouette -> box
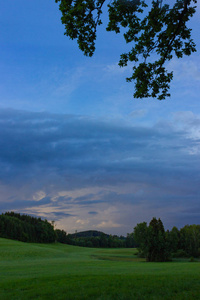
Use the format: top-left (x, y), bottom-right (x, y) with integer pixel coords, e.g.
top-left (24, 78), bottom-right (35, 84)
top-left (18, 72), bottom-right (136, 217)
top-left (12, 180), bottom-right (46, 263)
top-left (134, 217), bottom-right (170, 261)
top-left (55, 0), bottom-right (197, 99)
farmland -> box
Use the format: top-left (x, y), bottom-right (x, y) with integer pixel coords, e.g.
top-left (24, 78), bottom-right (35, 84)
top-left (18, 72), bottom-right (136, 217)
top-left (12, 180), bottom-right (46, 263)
top-left (0, 238), bottom-right (200, 299)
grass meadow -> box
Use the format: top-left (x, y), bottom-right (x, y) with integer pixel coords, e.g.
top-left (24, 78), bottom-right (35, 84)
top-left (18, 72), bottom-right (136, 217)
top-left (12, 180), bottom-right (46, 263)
top-left (0, 237), bottom-right (200, 299)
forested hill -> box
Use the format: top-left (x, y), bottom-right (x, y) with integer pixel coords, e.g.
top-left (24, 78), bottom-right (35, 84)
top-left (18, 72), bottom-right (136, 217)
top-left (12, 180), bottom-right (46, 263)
top-left (0, 212), bottom-right (56, 243)
top-left (70, 230), bottom-right (109, 238)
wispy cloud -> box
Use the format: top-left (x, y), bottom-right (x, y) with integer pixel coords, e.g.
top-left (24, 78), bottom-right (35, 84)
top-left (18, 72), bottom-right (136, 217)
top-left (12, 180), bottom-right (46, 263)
top-left (168, 57), bottom-right (200, 83)
top-left (104, 62), bottom-right (132, 74)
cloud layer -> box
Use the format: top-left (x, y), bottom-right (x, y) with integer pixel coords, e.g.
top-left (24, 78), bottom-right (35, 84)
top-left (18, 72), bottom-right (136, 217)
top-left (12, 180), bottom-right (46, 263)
top-left (0, 109), bottom-right (200, 234)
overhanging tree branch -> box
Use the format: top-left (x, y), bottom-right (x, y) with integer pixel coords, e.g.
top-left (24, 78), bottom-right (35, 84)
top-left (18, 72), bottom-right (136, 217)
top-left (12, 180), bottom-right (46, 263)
top-left (55, 0), bottom-right (197, 100)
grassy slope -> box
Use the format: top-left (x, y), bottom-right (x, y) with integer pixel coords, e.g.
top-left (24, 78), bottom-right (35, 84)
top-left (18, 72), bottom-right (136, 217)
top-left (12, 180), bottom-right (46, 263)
top-left (0, 238), bottom-right (200, 299)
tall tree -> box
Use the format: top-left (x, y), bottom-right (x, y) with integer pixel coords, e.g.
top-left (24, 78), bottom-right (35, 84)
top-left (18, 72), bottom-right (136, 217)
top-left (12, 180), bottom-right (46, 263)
top-left (134, 217), bottom-right (170, 261)
top-left (133, 221), bottom-right (149, 257)
top-left (147, 217), bottom-right (168, 261)
top-left (55, 0), bottom-right (197, 100)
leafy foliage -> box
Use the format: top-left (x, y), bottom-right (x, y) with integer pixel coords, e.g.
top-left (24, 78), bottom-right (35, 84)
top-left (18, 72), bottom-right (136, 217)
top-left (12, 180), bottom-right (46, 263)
top-left (55, 0), bottom-right (197, 99)
top-left (55, 0), bottom-right (105, 56)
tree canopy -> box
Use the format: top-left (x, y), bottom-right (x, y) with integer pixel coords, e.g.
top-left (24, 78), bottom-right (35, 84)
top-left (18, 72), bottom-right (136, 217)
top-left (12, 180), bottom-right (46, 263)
top-left (134, 217), bottom-right (171, 261)
top-left (55, 0), bottom-right (197, 100)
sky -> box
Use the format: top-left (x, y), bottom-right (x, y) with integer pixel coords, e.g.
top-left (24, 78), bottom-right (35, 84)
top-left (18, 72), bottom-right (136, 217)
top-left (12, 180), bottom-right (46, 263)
top-left (0, 0), bottom-right (200, 235)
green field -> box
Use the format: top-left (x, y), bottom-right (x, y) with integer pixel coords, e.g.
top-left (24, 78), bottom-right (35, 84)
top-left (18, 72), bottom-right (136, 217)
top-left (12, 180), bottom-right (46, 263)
top-left (0, 238), bottom-right (200, 299)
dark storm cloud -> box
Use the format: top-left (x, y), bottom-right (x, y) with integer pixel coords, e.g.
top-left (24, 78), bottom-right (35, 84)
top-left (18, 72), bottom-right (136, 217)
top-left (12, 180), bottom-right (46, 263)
top-left (0, 108), bottom-right (199, 186)
top-left (0, 196), bottom-right (51, 211)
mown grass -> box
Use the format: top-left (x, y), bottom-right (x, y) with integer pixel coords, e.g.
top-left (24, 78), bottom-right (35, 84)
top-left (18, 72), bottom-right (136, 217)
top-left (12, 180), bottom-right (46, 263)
top-left (0, 238), bottom-right (200, 299)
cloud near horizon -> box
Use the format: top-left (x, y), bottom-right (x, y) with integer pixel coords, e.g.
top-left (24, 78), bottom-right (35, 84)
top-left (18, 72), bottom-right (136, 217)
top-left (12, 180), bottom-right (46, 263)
top-left (0, 108), bottom-right (200, 235)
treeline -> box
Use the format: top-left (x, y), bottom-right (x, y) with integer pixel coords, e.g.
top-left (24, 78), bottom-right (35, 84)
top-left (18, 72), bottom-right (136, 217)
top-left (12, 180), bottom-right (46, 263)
top-left (0, 212), bottom-right (56, 243)
top-left (0, 212), bottom-right (136, 247)
top-left (1, 212), bottom-right (200, 257)
top-left (55, 229), bottom-right (136, 248)
top-left (134, 217), bottom-right (200, 261)
top-left (167, 224), bottom-right (200, 258)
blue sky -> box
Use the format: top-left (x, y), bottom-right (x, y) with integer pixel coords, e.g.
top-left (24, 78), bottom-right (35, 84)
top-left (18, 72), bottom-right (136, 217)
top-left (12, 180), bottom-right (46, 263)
top-left (0, 0), bottom-right (200, 235)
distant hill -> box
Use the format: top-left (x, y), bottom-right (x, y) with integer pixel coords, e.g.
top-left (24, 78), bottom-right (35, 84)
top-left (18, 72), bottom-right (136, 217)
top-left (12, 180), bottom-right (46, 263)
top-left (66, 230), bottom-right (128, 248)
top-left (70, 230), bottom-right (109, 238)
